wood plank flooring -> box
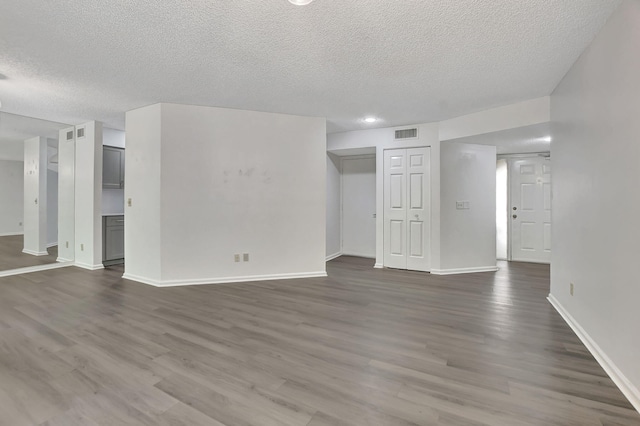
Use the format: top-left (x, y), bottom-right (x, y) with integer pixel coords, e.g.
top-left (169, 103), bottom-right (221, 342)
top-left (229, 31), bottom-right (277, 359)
top-left (0, 256), bottom-right (637, 425)
top-left (0, 235), bottom-right (58, 272)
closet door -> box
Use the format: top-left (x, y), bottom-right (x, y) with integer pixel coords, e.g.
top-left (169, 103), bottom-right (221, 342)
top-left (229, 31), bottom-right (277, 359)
top-left (383, 147), bottom-right (431, 271)
top-left (383, 150), bottom-right (408, 269)
top-left (406, 147), bottom-right (431, 271)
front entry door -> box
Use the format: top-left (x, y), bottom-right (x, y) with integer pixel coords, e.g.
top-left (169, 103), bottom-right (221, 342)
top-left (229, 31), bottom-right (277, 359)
top-left (383, 148), bottom-right (431, 271)
top-left (510, 157), bottom-right (551, 263)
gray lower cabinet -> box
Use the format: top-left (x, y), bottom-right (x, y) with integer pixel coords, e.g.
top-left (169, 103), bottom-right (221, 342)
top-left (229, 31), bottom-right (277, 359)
top-left (103, 215), bottom-right (124, 265)
top-left (103, 146), bottom-right (125, 189)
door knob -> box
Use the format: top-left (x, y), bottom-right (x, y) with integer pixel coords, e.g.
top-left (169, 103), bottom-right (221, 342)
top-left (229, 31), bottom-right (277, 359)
top-left (512, 214), bottom-right (518, 219)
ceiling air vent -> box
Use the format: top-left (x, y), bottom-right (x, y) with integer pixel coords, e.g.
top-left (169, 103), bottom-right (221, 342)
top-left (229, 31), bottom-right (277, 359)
top-left (76, 127), bottom-right (85, 138)
top-left (395, 128), bottom-right (418, 140)
top-left (66, 130), bottom-right (74, 141)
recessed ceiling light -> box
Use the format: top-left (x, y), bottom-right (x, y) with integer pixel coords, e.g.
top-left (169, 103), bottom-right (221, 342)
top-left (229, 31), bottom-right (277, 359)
top-left (539, 136), bottom-right (552, 142)
top-left (288, 0), bottom-right (314, 5)
top-left (363, 117), bottom-right (377, 123)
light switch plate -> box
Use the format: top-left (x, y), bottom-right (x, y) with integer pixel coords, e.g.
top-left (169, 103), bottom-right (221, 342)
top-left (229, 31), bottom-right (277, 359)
top-left (456, 201), bottom-right (464, 210)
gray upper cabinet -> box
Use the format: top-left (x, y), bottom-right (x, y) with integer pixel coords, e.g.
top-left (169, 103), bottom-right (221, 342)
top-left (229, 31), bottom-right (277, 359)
top-left (103, 146), bottom-right (125, 189)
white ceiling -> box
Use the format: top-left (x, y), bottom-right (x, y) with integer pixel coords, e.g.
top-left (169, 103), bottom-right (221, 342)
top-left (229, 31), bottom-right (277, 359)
top-left (443, 123), bottom-right (552, 155)
top-left (0, 0), bottom-right (620, 133)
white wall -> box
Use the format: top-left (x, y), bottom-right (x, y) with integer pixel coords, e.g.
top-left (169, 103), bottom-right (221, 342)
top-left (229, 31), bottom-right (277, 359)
top-left (439, 97), bottom-right (550, 141)
top-left (328, 123), bottom-right (441, 269)
top-left (438, 142), bottom-right (497, 272)
top-left (57, 127), bottom-right (75, 262)
top-left (23, 137), bottom-right (47, 255)
top-left (0, 141), bottom-right (24, 162)
top-left (124, 103), bottom-right (327, 285)
top-left (550, 0), bottom-right (640, 409)
top-left (46, 141), bottom-right (58, 247)
top-left (74, 122), bottom-right (103, 269)
top-left (46, 169), bottom-right (58, 246)
top-left (103, 128), bottom-right (126, 149)
top-left (341, 156), bottom-right (376, 258)
top-left (124, 105), bottom-right (162, 282)
top-left (102, 128), bottom-right (126, 215)
top-left (102, 189), bottom-right (125, 215)
top-left (326, 153), bottom-right (341, 260)
top-left (0, 160), bottom-right (24, 236)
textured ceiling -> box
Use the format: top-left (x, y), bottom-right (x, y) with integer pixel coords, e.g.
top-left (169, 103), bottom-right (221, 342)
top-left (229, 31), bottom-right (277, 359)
top-left (0, 0), bottom-right (621, 133)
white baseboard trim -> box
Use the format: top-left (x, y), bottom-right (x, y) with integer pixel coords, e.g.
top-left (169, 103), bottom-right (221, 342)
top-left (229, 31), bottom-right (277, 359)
top-left (431, 266), bottom-right (499, 275)
top-left (74, 262), bottom-right (105, 271)
top-left (374, 263), bottom-right (384, 269)
top-left (123, 271), bottom-right (328, 288)
top-left (341, 252), bottom-right (376, 259)
top-left (511, 258), bottom-right (551, 265)
top-left (22, 249), bottom-right (49, 256)
top-left (325, 252), bottom-right (342, 262)
top-left (56, 257), bottom-right (74, 263)
top-left (0, 232), bottom-right (23, 237)
top-left (0, 261), bottom-right (74, 278)
top-left (548, 294), bottom-right (640, 413)
top-left (46, 242), bottom-right (58, 248)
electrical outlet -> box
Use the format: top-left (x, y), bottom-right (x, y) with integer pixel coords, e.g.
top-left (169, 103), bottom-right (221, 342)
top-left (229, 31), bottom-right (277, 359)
top-left (234, 254), bottom-right (240, 263)
top-left (81, 243), bottom-right (84, 251)
top-left (127, 198), bottom-right (132, 207)
top-left (243, 253), bottom-right (249, 262)
top-left (570, 282), bottom-right (574, 296)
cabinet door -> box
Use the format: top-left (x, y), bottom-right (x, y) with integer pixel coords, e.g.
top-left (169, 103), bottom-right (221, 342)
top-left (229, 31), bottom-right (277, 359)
top-left (103, 147), bottom-right (123, 189)
top-left (104, 225), bottom-right (125, 261)
top-left (119, 149), bottom-right (125, 188)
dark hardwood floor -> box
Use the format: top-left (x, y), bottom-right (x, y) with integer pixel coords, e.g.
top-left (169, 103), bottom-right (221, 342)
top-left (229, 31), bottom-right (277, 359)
top-left (0, 235), bottom-right (58, 272)
top-left (0, 256), bottom-right (637, 425)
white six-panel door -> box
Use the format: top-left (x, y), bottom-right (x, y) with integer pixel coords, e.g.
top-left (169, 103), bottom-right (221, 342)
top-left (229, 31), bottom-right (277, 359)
top-left (383, 148), bottom-right (431, 271)
top-left (510, 157), bottom-right (551, 263)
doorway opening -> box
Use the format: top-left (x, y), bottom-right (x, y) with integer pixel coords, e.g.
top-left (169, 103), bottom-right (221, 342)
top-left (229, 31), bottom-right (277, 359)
top-left (496, 158), bottom-right (508, 260)
top-left (341, 155), bottom-right (376, 259)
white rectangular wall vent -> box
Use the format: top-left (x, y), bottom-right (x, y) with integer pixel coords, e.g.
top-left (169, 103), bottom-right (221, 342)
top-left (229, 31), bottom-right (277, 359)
top-left (395, 128), bottom-right (418, 139)
top-left (76, 127), bottom-right (85, 138)
top-left (66, 130), bottom-right (74, 141)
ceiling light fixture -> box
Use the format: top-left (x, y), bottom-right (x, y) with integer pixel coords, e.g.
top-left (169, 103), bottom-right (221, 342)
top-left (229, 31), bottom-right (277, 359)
top-left (288, 0), bottom-right (314, 5)
top-left (363, 117), bottom-right (377, 123)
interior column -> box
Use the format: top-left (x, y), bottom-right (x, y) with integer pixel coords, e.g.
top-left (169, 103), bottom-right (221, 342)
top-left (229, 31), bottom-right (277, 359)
top-left (22, 136), bottom-right (48, 256)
